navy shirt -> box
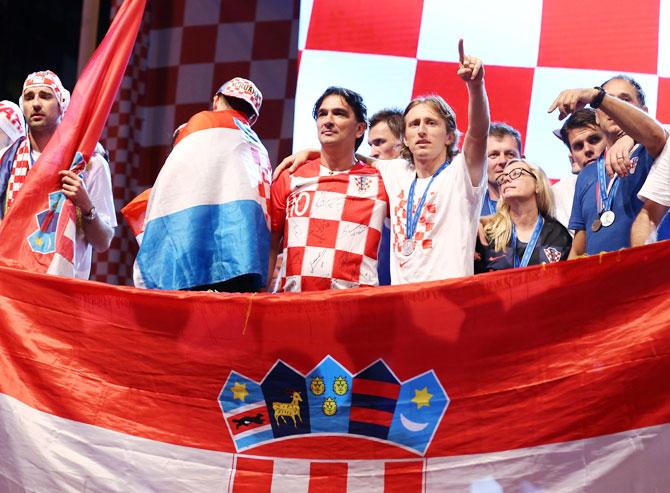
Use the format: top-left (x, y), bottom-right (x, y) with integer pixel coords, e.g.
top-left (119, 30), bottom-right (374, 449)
top-left (569, 146), bottom-right (653, 255)
top-left (475, 216), bottom-right (572, 272)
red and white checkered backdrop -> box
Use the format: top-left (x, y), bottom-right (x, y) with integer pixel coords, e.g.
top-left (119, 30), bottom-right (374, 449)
top-left (294, 0), bottom-right (670, 178)
top-left (94, 0), bottom-right (669, 285)
top-left (92, 0), bottom-right (299, 284)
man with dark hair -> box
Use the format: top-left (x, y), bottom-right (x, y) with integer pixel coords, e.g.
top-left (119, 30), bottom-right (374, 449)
top-left (558, 108), bottom-right (605, 173)
top-left (481, 122), bottom-right (522, 216)
top-left (368, 108), bottom-right (403, 160)
top-left (548, 75), bottom-right (669, 257)
top-left (312, 86), bottom-right (368, 150)
top-left (269, 86), bottom-right (388, 292)
top-left (551, 108), bottom-right (607, 230)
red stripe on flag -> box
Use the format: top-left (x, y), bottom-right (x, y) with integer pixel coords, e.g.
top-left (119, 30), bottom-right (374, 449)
top-left (353, 378), bottom-right (399, 399)
top-left (384, 461), bottom-right (424, 493)
top-left (349, 406), bottom-right (394, 427)
top-left (232, 456), bottom-right (274, 492)
top-left (308, 461), bottom-right (347, 492)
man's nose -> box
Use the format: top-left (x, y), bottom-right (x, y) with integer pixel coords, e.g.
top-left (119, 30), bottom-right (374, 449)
top-left (370, 147), bottom-right (380, 158)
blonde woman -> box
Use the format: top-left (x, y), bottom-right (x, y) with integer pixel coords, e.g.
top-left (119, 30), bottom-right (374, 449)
top-left (475, 159), bottom-right (572, 272)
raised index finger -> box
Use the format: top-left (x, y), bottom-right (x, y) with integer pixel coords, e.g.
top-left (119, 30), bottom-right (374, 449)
top-left (458, 39), bottom-right (465, 64)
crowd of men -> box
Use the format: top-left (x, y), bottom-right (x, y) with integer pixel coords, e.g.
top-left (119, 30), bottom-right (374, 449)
top-left (1, 46), bottom-right (669, 292)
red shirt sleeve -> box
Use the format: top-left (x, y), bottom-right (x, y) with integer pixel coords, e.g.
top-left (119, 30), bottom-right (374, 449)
top-left (270, 170), bottom-right (291, 234)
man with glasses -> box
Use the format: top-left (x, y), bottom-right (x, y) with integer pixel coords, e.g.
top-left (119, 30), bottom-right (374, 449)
top-left (548, 75), bottom-right (669, 257)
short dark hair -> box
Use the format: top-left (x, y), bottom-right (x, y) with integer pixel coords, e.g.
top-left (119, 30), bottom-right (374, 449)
top-left (601, 74), bottom-right (646, 107)
top-left (488, 122), bottom-right (522, 154)
top-left (369, 108), bottom-right (403, 140)
top-left (559, 108), bottom-right (598, 148)
top-left (313, 86), bottom-right (368, 150)
top-left (215, 94), bottom-right (256, 121)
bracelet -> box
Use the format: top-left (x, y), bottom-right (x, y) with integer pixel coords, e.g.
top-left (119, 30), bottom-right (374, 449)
top-left (83, 206), bottom-right (97, 223)
top-left (590, 86), bottom-right (606, 109)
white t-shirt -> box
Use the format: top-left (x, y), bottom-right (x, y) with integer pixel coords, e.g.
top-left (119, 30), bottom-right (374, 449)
top-left (550, 174), bottom-right (578, 234)
top-left (75, 153), bottom-right (117, 279)
top-left (639, 134), bottom-right (670, 207)
top-left (376, 153), bottom-right (486, 284)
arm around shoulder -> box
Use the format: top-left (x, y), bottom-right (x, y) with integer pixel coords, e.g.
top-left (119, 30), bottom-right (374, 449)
top-left (568, 229), bottom-right (586, 259)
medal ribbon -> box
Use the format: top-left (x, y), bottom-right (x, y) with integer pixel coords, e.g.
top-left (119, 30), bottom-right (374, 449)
top-left (405, 160), bottom-right (449, 242)
top-left (595, 155), bottom-right (620, 214)
top-left (511, 215), bottom-right (544, 268)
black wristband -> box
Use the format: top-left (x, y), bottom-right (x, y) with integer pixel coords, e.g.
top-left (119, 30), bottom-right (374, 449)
top-left (590, 86), bottom-right (606, 109)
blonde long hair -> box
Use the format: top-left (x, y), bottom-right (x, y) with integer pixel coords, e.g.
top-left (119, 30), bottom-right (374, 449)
top-left (485, 159), bottom-right (554, 252)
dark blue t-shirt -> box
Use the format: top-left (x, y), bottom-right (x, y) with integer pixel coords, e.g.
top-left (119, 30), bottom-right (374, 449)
top-left (475, 217), bottom-right (572, 272)
top-left (568, 146), bottom-right (653, 255)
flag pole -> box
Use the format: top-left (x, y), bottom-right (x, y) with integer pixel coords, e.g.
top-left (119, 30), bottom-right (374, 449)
top-left (77, 0), bottom-right (101, 76)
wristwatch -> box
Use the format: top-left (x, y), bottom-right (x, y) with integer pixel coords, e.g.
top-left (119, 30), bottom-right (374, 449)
top-left (83, 206), bottom-right (97, 223)
top-left (590, 86), bottom-right (606, 109)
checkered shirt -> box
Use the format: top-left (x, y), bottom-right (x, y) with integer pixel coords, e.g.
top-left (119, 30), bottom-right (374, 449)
top-left (270, 159), bottom-right (388, 292)
top-left (5, 138), bottom-right (32, 213)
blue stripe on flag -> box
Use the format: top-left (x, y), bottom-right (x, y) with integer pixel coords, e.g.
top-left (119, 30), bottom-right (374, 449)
top-left (137, 200), bottom-right (269, 290)
top-left (234, 428), bottom-right (276, 450)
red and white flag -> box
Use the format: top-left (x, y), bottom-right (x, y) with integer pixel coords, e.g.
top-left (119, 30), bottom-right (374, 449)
top-left (0, 241), bottom-right (669, 491)
top-left (0, 0), bottom-right (145, 276)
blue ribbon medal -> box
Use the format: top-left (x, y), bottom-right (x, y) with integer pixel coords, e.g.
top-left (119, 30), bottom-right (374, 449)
top-left (592, 156), bottom-right (620, 232)
top-left (511, 215), bottom-right (544, 268)
top-left (403, 160), bottom-right (449, 256)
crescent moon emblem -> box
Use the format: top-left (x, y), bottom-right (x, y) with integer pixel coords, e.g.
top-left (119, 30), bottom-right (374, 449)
top-left (400, 413), bottom-right (429, 432)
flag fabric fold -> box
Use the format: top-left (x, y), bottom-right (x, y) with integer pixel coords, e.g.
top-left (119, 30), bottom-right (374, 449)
top-left (134, 109), bottom-right (272, 290)
top-left (0, 0), bottom-right (146, 276)
top-left (0, 242), bottom-right (669, 491)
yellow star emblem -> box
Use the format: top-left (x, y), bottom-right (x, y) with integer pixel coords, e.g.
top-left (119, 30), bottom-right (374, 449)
top-left (230, 382), bottom-right (249, 402)
top-left (411, 387), bottom-right (433, 409)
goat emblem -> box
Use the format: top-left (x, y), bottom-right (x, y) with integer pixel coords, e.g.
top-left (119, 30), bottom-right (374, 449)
top-left (272, 391), bottom-right (303, 427)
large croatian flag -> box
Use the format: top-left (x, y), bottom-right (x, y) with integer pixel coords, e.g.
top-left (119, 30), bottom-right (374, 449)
top-left (134, 109), bottom-right (272, 290)
top-left (1, 240), bottom-right (670, 491)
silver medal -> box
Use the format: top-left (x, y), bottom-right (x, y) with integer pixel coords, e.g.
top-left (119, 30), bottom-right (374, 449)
top-left (600, 210), bottom-right (616, 227)
top-left (402, 239), bottom-right (414, 256)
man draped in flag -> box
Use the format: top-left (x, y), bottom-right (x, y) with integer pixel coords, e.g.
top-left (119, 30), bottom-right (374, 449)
top-left (0, 71), bottom-right (116, 279)
top-left (134, 77), bottom-right (272, 292)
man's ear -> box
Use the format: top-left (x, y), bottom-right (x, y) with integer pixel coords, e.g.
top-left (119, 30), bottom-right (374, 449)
top-left (355, 122), bottom-right (366, 139)
top-left (446, 130), bottom-right (456, 147)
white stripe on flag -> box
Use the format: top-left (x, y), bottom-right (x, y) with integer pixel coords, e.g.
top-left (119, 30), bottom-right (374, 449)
top-left (347, 460), bottom-right (385, 492)
top-left (271, 458), bottom-right (310, 493)
top-left (0, 393), bottom-right (232, 492)
top-left (2, 391), bottom-right (669, 492)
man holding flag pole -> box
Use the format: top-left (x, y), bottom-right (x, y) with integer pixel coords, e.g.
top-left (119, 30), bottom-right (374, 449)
top-left (0, 0), bottom-right (145, 279)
